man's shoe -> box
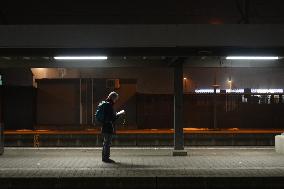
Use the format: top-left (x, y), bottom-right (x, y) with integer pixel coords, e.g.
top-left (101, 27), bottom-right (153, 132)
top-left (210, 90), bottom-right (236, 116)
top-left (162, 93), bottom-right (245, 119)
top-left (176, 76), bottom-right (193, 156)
top-left (102, 158), bottom-right (116, 163)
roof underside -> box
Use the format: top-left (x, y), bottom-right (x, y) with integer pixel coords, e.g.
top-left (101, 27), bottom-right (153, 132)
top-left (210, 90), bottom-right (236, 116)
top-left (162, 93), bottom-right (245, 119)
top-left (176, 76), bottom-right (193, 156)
top-left (1, 0), bottom-right (284, 24)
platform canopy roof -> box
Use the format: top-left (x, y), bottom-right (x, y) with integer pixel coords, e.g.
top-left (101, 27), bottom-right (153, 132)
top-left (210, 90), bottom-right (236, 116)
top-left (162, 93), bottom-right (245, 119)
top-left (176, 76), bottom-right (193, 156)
top-left (1, 1), bottom-right (284, 57)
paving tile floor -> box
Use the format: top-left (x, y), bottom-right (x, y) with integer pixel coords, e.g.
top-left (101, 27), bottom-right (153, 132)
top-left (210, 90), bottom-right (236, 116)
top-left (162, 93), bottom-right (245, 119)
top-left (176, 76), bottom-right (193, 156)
top-left (0, 147), bottom-right (284, 178)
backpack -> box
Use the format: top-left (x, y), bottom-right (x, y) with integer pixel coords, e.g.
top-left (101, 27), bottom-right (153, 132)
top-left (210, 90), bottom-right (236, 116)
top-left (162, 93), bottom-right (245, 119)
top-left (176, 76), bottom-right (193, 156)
top-left (95, 101), bottom-right (107, 123)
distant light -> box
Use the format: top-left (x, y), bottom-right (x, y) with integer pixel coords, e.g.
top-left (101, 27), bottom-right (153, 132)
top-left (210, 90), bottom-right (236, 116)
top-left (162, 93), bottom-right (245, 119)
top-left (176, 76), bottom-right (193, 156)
top-left (226, 89), bottom-right (244, 93)
top-left (251, 89), bottom-right (283, 93)
top-left (195, 89), bottom-right (218, 93)
top-left (183, 77), bottom-right (187, 80)
top-left (54, 56), bottom-right (108, 60)
top-left (228, 76), bottom-right (232, 82)
top-left (226, 56), bottom-right (279, 60)
top-left (195, 88), bottom-right (283, 94)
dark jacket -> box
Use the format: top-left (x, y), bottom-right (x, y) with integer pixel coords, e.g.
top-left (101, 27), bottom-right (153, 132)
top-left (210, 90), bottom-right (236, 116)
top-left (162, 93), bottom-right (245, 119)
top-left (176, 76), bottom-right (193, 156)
top-left (101, 99), bottom-right (119, 134)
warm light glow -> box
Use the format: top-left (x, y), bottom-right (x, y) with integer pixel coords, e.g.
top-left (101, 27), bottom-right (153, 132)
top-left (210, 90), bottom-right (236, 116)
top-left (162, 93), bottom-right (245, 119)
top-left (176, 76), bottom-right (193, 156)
top-left (16, 129), bottom-right (33, 132)
top-left (183, 77), bottom-right (187, 80)
top-left (228, 128), bottom-right (239, 131)
top-left (183, 128), bottom-right (209, 131)
top-left (226, 56), bottom-right (279, 60)
top-left (54, 56), bottom-right (108, 60)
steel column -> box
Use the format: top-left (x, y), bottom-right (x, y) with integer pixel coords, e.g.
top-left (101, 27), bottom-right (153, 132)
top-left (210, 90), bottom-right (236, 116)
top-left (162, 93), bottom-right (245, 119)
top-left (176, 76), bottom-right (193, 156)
top-left (173, 59), bottom-right (187, 156)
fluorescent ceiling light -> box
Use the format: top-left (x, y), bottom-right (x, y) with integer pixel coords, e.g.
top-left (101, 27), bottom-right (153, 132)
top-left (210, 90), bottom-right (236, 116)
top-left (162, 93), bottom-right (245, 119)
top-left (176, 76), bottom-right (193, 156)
top-left (226, 56), bottom-right (279, 60)
top-left (54, 56), bottom-right (108, 60)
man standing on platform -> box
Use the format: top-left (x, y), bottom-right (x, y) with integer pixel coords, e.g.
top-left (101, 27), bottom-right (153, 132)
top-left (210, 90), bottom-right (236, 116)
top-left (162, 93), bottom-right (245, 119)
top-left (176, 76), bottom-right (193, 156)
top-left (95, 91), bottom-right (125, 163)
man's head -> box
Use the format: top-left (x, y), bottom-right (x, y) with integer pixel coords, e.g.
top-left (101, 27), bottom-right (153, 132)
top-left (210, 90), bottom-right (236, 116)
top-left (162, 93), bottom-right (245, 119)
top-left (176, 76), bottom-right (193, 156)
top-left (107, 91), bottom-right (119, 103)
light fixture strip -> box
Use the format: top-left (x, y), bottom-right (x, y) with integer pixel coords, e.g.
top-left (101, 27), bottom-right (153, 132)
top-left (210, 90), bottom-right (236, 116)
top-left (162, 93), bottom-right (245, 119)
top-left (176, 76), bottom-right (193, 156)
top-left (54, 56), bottom-right (108, 60)
top-left (226, 56), bottom-right (279, 60)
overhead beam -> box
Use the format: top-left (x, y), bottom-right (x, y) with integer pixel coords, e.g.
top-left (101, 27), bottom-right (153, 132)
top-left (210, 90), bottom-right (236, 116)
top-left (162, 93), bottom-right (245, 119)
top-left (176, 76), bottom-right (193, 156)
top-left (0, 25), bottom-right (284, 55)
top-left (0, 47), bottom-right (283, 57)
top-left (0, 59), bottom-right (166, 68)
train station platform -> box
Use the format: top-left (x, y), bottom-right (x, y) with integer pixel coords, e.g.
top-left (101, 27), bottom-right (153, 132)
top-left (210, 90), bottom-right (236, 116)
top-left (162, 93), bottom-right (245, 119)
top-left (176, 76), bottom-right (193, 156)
top-left (0, 147), bottom-right (284, 188)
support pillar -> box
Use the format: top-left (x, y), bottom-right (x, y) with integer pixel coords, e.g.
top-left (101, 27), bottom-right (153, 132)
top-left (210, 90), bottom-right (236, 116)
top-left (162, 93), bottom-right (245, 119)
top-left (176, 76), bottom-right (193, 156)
top-left (0, 86), bottom-right (4, 155)
top-left (212, 85), bottom-right (219, 130)
top-left (172, 60), bottom-right (187, 156)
